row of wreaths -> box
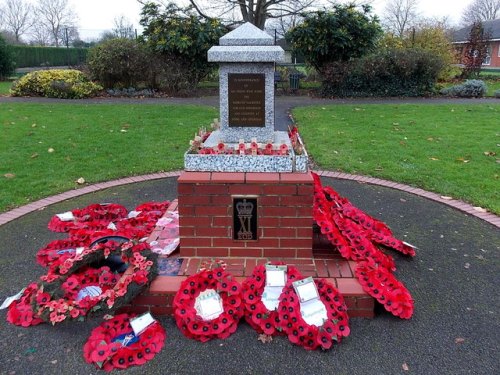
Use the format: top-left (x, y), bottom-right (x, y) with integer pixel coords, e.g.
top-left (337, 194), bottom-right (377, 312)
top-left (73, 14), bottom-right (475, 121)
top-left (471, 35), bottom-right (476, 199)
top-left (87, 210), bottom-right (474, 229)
top-left (4, 172), bottom-right (416, 371)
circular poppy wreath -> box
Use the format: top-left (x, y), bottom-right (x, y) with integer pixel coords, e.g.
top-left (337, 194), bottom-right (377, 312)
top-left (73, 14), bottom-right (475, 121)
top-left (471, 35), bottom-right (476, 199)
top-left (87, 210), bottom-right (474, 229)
top-left (242, 264), bottom-right (303, 336)
top-left (83, 313), bottom-right (166, 371)
top-left (173, 267), bottom-right (244, 342)
top-left (31, 240), bottom-right (158, 325)
top-left (47, 203), bottom-right (129, 233)
top-left (277, 278), bottom-right (350, 350)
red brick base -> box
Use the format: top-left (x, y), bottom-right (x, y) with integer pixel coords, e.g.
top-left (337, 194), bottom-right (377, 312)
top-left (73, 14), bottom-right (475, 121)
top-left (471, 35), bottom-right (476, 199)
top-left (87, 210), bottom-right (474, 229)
top-left (178, 171), bottom-right (314, 258)
top-left (121, 253), bottom-right (374, 319)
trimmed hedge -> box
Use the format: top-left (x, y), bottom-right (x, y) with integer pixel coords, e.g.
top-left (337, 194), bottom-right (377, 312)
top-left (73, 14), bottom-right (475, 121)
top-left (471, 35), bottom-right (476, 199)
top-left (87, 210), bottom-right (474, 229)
top-left (11, 46), bottom-right (88, 68)
top-left (10, 69), bottom-right (102, 99)
top-left (321, 48), bottom-right (444, 97)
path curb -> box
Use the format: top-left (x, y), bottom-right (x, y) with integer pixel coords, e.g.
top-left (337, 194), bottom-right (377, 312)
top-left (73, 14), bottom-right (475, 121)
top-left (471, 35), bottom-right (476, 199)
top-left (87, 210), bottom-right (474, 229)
top-left (1, 170), bottom-right (498, 228)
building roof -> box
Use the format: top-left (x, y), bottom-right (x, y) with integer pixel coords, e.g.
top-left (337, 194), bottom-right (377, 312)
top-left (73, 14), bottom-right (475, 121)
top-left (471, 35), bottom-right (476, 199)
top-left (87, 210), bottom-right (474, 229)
top-left (453, 18), bottom-right (500, 43)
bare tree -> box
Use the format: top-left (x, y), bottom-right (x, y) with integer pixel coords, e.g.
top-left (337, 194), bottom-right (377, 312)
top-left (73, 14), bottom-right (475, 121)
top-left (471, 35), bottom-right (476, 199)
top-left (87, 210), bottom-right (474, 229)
top-left (1, 0), bottom-right (33, 43)
top-left (461, 0), bottom-right (500, 24)
top-left (30, 22), bottom-right (52, 46)
top-left (138, 0), bottom-right (318, 29)
top-left (382, 0), bottom-right (420, 38)
top-left (35, 0), bottom-right (77, 47)
top-left (112, 15), bottom-right (135, 39)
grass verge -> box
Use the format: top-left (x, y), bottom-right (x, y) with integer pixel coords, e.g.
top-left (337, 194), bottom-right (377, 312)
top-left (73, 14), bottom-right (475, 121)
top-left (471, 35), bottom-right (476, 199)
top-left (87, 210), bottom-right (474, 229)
top-left (0, 102), bottom-right (216, 212)
top-left (294, 104), bottom-right (500, 214)
top-left (0, 81), bottom-right (12, 96)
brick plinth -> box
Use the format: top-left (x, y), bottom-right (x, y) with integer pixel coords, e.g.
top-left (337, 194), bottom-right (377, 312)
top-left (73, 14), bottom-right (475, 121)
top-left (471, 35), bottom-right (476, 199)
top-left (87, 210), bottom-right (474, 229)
top-left (178, 171), bottom-right (314, 258)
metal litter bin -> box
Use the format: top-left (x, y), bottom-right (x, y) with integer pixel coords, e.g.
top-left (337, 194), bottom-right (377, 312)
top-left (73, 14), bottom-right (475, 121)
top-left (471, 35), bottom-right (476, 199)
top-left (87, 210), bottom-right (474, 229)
top-left (289, 73), bottom-right (300, 90)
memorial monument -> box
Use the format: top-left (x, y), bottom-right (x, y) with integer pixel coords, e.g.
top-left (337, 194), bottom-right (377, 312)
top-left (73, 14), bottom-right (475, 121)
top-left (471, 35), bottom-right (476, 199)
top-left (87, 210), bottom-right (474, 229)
top-left (178, 22), bottom-right (314, 259)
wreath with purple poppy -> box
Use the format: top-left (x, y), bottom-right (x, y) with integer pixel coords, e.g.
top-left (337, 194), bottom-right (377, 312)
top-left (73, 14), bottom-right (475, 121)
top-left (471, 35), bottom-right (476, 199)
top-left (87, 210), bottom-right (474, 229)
top-left (30, 240), bottom-right (157, 325)
top-left (277, 278), bottom-right (350, 350)
top-left (242, 264), bottom-right (303, 335)
top-left (173, 267), bottom-right (244, 342)
top-left (83, 313), bottom-right (166, 371)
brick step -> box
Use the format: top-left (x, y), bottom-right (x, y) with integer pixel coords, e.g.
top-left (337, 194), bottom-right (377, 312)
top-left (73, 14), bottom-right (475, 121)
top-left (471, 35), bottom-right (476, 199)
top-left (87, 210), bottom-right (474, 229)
top-left (123, 256), bottom-right (373, 318)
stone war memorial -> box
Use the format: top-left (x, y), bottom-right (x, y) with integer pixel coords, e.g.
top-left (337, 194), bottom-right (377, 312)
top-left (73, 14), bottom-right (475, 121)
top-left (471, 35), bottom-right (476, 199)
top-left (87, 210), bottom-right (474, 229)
top-left (4, 22), bottom-right (417, 370)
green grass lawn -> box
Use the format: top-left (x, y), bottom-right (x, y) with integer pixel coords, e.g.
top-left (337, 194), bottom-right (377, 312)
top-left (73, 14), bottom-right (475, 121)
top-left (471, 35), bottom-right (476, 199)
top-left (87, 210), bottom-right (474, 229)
top-left (295, 104), bottom-right (500, 214)
top-left (1, 102), bottom-right (499, 215)
top-left (0, 103), bottom-right (217, 212)
top-left (0, 81), bottom-right (12, 96)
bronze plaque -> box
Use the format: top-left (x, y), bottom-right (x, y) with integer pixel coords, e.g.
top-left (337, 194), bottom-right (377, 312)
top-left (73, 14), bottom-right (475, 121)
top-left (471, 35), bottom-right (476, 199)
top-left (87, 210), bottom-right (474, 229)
top-left (228, 73), bottom-right (265, 127)
top-left (233, 197), bottom-right (258, 241)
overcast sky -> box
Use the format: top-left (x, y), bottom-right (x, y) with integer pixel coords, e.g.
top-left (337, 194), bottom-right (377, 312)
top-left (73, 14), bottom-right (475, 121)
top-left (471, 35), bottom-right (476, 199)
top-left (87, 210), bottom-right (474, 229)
top-left (72, 0), bottom-right (473, 39)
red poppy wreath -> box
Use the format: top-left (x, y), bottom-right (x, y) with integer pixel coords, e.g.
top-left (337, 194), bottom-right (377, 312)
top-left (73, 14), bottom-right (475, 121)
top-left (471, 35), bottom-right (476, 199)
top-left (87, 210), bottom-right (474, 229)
top-left (30, 240), bottom-right (157, 325)
top-left (47, 203), bottom-right (129, 233)
top-left (277, 278), bottom-right (350, 350)
top-left (83, 313), bottom-right (166, 371)
top-left (242, 263), bottom-right (303, 335)
top-left (173, 266), bottom-right (244, 342)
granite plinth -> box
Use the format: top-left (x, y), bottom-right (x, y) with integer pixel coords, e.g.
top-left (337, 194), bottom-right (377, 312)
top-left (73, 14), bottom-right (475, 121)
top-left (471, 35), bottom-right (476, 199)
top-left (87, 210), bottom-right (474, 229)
top-left (208, 46), bottom-right (284, 62)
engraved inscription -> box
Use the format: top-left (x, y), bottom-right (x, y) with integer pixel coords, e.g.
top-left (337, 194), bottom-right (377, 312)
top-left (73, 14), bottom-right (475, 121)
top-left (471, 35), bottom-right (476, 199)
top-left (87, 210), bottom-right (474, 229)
top-left (228, 73), bottom-right (265, 127)
top-left (233, 197), bottom-right (258, 241)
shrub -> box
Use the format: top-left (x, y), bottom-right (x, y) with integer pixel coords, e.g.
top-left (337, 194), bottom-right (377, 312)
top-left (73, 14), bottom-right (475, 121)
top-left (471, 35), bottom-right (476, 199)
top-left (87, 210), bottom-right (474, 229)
top-left (286, 5), bottom-right (382, 73)
top-left (10, 69), bottom-right (102, 99)
top-left (321, 48), bottom-right (443, 97)
top-left (86, 38), bottom-right (151, 89)
top-left (493, 89), bottom-right (500, 98)
top-left (106, 87), bottom-right (156, 97)
top-left (0, 34), bottom-right (15, 80)
top-left (440, 80), bottom-right (487, 98)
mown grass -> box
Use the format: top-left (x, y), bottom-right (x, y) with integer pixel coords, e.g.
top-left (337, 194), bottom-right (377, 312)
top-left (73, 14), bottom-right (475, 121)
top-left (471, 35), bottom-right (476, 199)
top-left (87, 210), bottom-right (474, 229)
top-left (0, 103), bottom-right (217, 212)
top-left (295, 104), bottom-right (500, 214)
top-left (0, 81), bottom-right (12, 96)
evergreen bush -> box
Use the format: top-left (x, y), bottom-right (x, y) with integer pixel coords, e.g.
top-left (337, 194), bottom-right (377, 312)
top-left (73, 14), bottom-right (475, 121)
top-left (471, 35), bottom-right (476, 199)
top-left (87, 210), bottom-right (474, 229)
top-left (321, 48), bottom-right (443, 97)
top-left (440, 80), bottom-right (487, 98)
top-left (10, 69), bottom-right (102, 99)
top-left (0, 34), bottom-right (15, 80)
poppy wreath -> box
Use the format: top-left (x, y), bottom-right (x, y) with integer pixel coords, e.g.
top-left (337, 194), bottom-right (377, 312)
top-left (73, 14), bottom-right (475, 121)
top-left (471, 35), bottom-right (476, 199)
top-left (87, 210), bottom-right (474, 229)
top-left (6, 282), bottom-right (45, 327)
top-left (173, 266), bottom-right (244, 342)
top-left (47, 203), bottom-right (129, 233)
top-left (83, 313), bottom-right (166, 371)
top-left (277, 278), bottom-right (350, 350)
top-left (242, 264), bottom-right (303, 335)
top-left (36, 238), bottom-right (88, 269)
top-left (312, 172), bottom-right (416, 319)
top-left (31, 240), bottom-right (158, 325)
top-left (355, 261), bottom-right (414, 319)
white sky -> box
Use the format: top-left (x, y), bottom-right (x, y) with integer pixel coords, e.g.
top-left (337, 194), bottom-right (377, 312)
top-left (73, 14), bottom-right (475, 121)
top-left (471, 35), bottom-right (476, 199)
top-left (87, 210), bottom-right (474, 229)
top-left (71, 0), bottom-right (473, 40)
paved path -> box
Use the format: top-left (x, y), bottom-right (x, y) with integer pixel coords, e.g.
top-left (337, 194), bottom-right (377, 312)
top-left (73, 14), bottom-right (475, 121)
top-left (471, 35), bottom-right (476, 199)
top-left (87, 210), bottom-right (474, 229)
top-left (0, 176), bottom-right (498, 375)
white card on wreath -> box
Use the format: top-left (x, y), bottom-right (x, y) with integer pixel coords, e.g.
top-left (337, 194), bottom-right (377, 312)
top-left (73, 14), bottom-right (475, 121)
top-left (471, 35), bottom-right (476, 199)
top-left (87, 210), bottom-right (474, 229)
top-left (56, 211), bottom-right (75, 221)
top-left (265, 265), bottom-right (287, 287)
top-left (195, 289), bottom-right (223, 321)
top-left (300, 299), bottom-right (328, 327)
top-left (0, 288), bottom-right (26, 310)
top-left (293, 277), bottom-right (319, 303)
top-left (262, 286), bottom-right (283, 311)
top-left (130, 312), bottom-right (156, 336)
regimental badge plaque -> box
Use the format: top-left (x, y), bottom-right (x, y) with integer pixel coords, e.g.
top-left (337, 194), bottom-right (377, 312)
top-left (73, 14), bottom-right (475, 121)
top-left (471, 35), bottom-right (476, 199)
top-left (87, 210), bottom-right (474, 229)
top-left (232, 197), bottom-right (258, 241)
